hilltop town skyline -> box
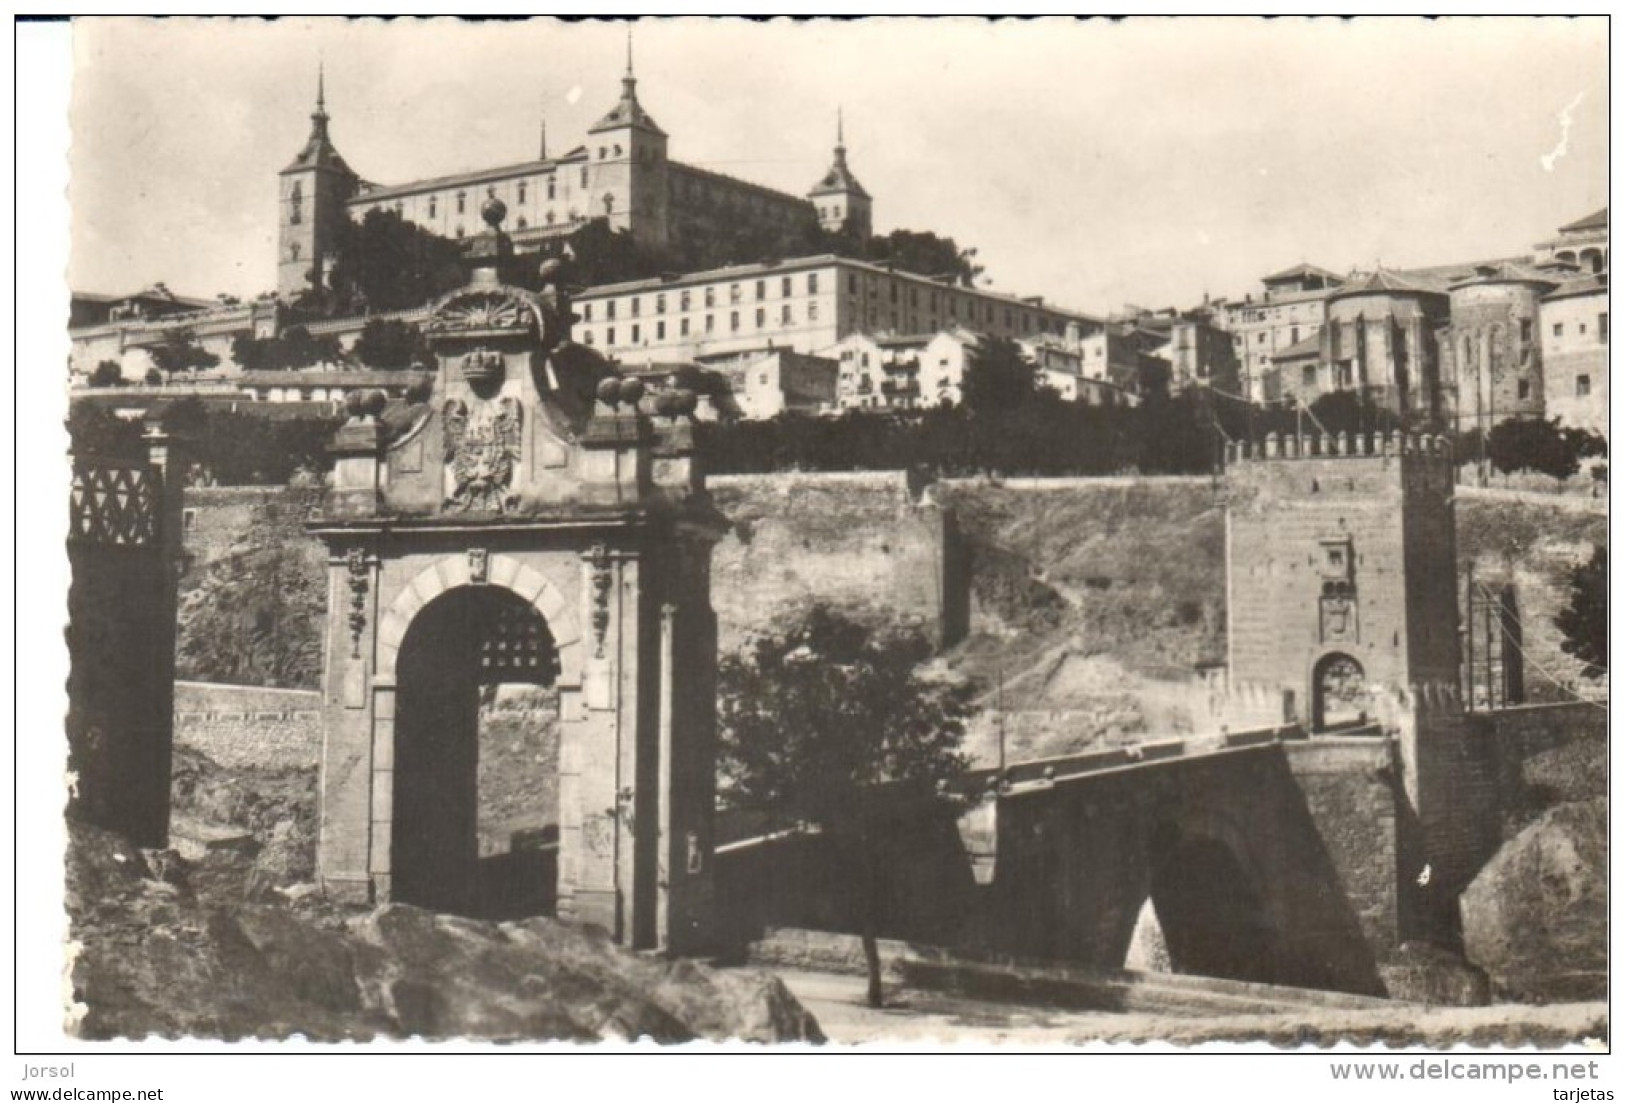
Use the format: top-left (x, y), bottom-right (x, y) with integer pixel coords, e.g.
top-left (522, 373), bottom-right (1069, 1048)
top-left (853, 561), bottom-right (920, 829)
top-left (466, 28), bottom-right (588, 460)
top-left (69, 17), bottom-right (1606, 316)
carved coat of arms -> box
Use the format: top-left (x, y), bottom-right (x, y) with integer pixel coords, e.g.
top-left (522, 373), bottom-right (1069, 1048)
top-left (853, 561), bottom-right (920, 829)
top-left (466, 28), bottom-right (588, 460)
top-left (443, 396), bottom-right (523, 512)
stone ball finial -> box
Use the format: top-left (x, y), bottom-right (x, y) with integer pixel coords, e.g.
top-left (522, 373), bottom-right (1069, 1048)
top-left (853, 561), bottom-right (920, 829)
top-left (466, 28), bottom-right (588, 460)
top-left (596, 376), bottom-right (623, 407)
top-left (654, 390), bottom-right (681, 418)
top-left (618, 377), bottom-right (646, 407)
top-left (361, 389), bottom-right (388, 419)
top-left (671, 387), bottom-right (698, 418)
top-left (481, 197), bottom-right (508, 230)
top-left (345, 390), bottom-right (366, 419)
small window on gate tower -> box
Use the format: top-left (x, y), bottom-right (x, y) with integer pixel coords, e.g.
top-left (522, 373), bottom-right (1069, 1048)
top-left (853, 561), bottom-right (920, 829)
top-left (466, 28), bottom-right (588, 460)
top-left (1318, 538), bottom-right (1353, 582)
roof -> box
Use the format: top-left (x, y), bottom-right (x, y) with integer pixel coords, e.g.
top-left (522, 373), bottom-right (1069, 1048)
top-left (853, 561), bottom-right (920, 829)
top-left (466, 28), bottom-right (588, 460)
top-left (576, 253), bottom-right (1103, 324)
top-left (1271, 333), bottom-right (1321, 361)
top-left (1559, 207), bottom-right (1608, 234)
top-left (1330, 268), bottom-right (1450, 300)
top-left (1396, 254), bottom-right (1535, 286)
top-left (352, 157), bottom-right (571, 204)
top-left (239, 370), bottom-right (433, 388)
top-left (1261, 263), bottom-right (1344, 285)
top-left (808, 146), bottom-right (871, 200)
top-left (1543, 272), bottom-right (1608, 303)
top-left (281, 110), bottom-right (356, 178)
top-left (1449, 261), bottom-right (1562, 291)
top-left (588, 75), bottom-right (665, 136)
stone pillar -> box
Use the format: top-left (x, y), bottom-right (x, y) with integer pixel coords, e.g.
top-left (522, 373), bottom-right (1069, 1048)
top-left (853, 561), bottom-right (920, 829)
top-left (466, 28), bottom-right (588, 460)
top-left (317, 542), bottom-right (380, 904)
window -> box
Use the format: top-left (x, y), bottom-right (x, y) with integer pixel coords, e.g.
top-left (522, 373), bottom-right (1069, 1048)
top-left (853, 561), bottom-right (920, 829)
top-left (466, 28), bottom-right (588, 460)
top-left (809, 273), bottom-right (819, 294)
top-left (1600, 313), bottom-right (1609, 344)
top-left (705, 314), bottom-right (714, 333)
top-left (1517, 379), bottom-right (1531, 400)
top-left (631, 297), bottom-right (641, 317)
top-left (730, 311), bottom-right (740, 332)
top-left (518, 182), bottom-right (528, 204)
top-left (656, 321), bottom-right (665, 340)
top-left (607, 327), bottom-right (616, 345)
top-left (1520, 319), bottom-right (1532, 343)
top-left (655, 293), bottom-right (666, 314)
top-left (781, 304), bottom-right (793, 325)
top-left (1291, 326), bottom-right (1299, 344)
top-left (1302, 365), bottom-right (1315, 387)
top-left (705, 287), bottom-right (716, 308)
top-left (1577, 374), bottom-right (1591, 397)
top-left (759, 373), bottom-right (770, 385)
top-left (755, 308), bottom-right (766, 328)
top-left (546, 210), bottom-right (556, 225)
top-left (1579, 323), bottom-right (1587, 335)
top-left (680, 318), bottom-right (689, 337)
top-left (680, 290), bottom-right (691, 311)
top-left (1258, 333), bottom-right (1267, 344)
top-left (581, 167), bottom-right (589, 187)
top-left (547, 180), bottom-right (556, 201)
top-left (457, 191), bottom-right (466, 215)
top-left (517, 217), bottom-right (527, 229)
top-left (730, 284), bottom-right (741, 305)
top-left (782, 276), bottom-right (793, 297)
top-left (756, 280), bottom-right (766, 302)
top-left (182, 507), bottom-right (197, 533)
top-left (889, 283), bottom-right (898, 303)
top-left (598, 146), bottom-right (606, 160)
top-left (631, 324), bottom-right (641, 343)
top-left (288, 182), bottom-right (302, 224)
top-left (583, 303), bottom-right (593, 323)
top-left (289, 241), bottom-right (300, 261)
top-left (809, 302), bottom-right (820, 322)
top-left (456, 226), bottom-right (465, 238)
top-left (607, 300), bottom-right (617, 320)
top-left (849, 274), bottom-right (858, 295)
top-left (582, 330), bottom-right (594, 345)
top-left (1554, 322), bottom-right (1564, 338)
top-left (428, 196), bottom-right (438, 218)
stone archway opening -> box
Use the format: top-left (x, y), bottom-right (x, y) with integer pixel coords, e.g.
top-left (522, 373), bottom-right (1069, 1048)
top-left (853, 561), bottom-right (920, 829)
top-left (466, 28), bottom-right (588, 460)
top-left (1146, 832), bottom-right (1276, 984)
top-left (393, 584), bottom-right (561, 921)
top-left (1312, 651), bottom-right (1369, 732)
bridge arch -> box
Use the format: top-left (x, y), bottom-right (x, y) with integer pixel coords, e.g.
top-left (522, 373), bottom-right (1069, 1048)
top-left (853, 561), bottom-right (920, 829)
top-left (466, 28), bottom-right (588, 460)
top-left (1310, 650), bottom-right (1369, 731)
top-left (390, 583), bottom-right (563, 919)
top-left (377, 554), bottom-right (582, 687)
top-left (1142, 822), bottom-right (1277, 984)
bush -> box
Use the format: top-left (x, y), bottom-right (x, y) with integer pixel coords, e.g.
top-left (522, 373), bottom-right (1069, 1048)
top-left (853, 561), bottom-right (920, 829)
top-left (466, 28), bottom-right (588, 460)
top-left (1487, 417), bottom-right (1582, 481)
top-left (88, 361), bottom-right (123, 388)
top-left (351, 318), bottom-right (428, 370)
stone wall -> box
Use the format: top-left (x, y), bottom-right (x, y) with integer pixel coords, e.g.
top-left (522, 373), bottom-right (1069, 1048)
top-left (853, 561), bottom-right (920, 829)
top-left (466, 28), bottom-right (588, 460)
top-left (173, 680), bottom-right (322, 772)
top-left (708, 471), bottom-right (959, 651)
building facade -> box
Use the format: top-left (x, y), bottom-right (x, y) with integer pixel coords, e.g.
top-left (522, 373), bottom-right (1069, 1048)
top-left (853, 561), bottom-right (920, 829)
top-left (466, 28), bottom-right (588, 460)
top-left (573, 254), bottom-right (1102, 367)
top-left (1216, 264), bottom-right (1345, 401)
top-left (280, 59), bottom-right (869, 301)
top-left (1538, 274), bottom-right (1609, 435)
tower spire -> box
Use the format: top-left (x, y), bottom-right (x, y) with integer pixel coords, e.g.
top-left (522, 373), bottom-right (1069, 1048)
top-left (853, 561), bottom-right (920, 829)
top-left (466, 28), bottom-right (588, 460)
top-left (837, 105), bottom-right (844, 150)
top-left (626, 22), bottom-right (635, 77)
top-left (539, 109), bottom-right (548, 160)
top-left (317, 60), bottom-right (326, 115)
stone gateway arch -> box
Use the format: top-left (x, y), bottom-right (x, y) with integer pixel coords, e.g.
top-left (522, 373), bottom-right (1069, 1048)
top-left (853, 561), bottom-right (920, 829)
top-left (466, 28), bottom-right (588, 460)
top-left (310, 202), bottom-right (723, 953)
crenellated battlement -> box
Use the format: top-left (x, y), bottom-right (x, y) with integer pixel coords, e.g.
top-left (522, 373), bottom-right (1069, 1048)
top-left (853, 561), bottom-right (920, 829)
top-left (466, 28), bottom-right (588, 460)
top-left (1224, 430), bottom-right (1453, 466)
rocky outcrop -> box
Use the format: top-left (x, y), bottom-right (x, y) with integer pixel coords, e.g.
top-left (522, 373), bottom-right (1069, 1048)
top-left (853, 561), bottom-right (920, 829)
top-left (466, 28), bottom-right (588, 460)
top-left (66, 821), bottom-right (824, 1043)
top-left (1462, 798), bottom-right (1606, 1002)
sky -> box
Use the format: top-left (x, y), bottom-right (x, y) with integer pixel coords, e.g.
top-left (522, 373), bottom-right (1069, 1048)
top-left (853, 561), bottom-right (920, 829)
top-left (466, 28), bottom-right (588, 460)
top-left (67, 16), bottom-right (1608, 317)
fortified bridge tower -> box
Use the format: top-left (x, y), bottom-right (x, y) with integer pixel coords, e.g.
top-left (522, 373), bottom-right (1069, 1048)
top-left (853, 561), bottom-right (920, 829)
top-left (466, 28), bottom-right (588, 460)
top-left (310, 200), bottom-right (724, 953)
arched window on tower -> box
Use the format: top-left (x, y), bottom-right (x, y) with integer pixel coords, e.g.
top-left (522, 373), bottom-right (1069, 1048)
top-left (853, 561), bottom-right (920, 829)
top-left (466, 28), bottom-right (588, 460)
top-left (289, 182), bottom-right (303, 225)
top-left (456, 191), bottom-right (467, 215)
top-left (603, 194), bottom-right (615, 215)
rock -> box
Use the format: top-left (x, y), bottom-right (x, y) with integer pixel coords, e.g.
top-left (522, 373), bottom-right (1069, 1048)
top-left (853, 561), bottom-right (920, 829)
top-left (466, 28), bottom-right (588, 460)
top-left (68, 825), bottom-right (824, 1043)
top-left (1378, 942), bottom-right (1490, 1006)
top-left (1462, 798), bottom-right (1606, 1002)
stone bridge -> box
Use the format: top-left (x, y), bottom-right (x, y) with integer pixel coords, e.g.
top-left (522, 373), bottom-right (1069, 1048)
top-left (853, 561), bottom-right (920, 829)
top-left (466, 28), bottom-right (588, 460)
top-left (717, 727), bottom-right (1435, 997)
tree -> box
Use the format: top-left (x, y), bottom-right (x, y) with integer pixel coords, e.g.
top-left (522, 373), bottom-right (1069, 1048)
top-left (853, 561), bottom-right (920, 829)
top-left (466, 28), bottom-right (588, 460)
top-left (824, 228), bottom-right (986, 287)
top-left (351, 318), bottom-right (429, 370)
top-left (1555, 543), bottom-right (1607, 680)
top-left (322, 207), bottom-right (466, 316)
top-left (232, 326), bottom-right (343, 373)
top-left (1487, 417), bottom-right (1582, 481)
top-left (959, 335), bottom-right (1041, 416)
top-left (147, 327), bottom-right (220, 380)
top-left (88, 360), bottom-right (124, 388)
top-left (718, 606), bottom-right (975, 1007)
